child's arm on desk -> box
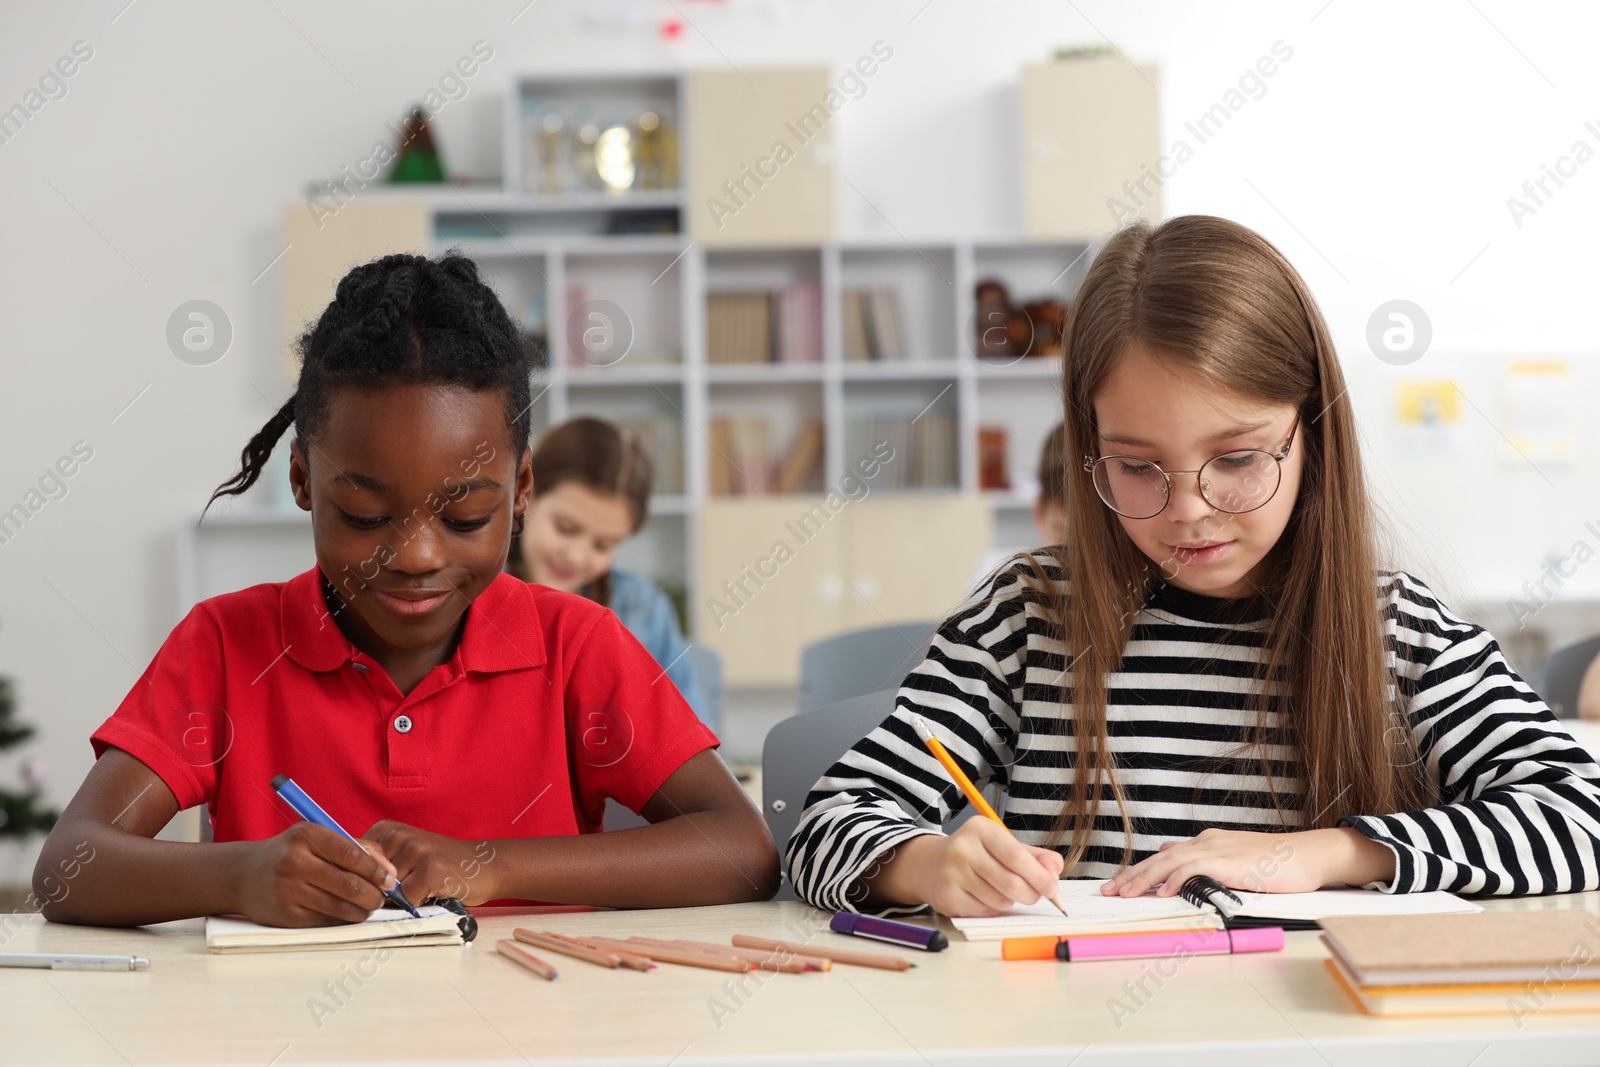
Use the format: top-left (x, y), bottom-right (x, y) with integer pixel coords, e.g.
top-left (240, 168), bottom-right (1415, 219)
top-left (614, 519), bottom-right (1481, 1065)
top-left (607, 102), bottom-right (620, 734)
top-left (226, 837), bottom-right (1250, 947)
top-left (360, 749), bottom-right (780, 908)
top-left (34, 748), bottom-right (399, 928)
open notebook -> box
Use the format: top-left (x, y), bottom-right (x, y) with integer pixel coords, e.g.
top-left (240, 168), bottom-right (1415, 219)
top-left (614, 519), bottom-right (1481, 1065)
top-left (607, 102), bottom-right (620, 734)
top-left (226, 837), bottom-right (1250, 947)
top-left (950, 879), bottom-right (1483, 941)
top-left (206, 905), bottom-right (468, 954)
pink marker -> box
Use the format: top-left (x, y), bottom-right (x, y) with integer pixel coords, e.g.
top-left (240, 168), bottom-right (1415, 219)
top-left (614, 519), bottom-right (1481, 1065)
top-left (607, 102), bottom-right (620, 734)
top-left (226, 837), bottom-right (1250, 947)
top-left (1001, 926), bottom-right (1285, 962)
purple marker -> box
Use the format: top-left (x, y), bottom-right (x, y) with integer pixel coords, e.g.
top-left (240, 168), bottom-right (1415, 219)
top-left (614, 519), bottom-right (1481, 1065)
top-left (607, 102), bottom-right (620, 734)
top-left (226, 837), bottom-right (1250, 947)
top-left (830, 910), bottom-right (949, 952)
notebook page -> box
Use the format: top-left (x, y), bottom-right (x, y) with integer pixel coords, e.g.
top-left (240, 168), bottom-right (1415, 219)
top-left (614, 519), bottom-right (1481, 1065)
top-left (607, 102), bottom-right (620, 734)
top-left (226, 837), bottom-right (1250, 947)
top-left (1232, 888), bottom-right (1481, 920)
top-left (950, 879), bottom-right (1213, 939)
top-left (206, 904), bottom-right (461, 950)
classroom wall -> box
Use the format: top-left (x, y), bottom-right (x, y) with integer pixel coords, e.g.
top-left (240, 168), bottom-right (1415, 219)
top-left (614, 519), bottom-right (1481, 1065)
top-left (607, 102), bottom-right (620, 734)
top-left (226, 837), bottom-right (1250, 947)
top-left (2, 1), bottom-right (1597, 840)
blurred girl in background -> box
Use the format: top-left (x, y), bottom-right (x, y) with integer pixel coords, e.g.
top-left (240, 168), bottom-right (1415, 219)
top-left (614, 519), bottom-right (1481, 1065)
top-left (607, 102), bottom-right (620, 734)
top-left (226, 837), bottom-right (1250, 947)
top-left (509, 417), bottom-right (711, 729)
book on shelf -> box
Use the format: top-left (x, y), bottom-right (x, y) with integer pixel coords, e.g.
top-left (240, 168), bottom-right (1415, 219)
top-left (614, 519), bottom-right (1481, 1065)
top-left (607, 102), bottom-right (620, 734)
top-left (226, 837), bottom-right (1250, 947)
top-left (978, 426), bottom-right (1010, 490)
top-left (612, 416), bottom-right (684, 495)
top-left (841, 286), bottom-right (906, 362)
top-left (706, 292), bottom-right (771, 365)
top-left (706, 284), bottom-right (821, 365)
top-left (709, 418), bottom-right (735, 496)
top-left (775, 283), bottom-right (822, 363)
top-left (843, 411), bottom-right (956, 490)
top-left (913, 412), bottom-right (957, 488)
top-left (776, 422), bottom-right (825, 494)
top-left (708, 418), bottom-right (823, 496)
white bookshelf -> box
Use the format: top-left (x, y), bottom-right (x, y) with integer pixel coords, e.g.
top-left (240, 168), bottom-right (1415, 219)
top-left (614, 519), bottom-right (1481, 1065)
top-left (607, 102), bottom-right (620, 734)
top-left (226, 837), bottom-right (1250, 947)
top-left (458, 233), bottom-right (1085, 634)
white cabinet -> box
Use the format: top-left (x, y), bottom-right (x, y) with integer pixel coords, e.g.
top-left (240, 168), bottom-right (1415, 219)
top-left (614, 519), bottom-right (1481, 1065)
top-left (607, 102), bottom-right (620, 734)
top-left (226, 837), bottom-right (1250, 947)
top-left (1022, 58), bottom-right (1161, 241)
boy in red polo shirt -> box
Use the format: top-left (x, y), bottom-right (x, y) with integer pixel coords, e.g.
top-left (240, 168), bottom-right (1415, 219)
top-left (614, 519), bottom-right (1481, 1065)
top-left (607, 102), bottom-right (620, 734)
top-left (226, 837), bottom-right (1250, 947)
top-left (36, 254), bottom-right (779, 927)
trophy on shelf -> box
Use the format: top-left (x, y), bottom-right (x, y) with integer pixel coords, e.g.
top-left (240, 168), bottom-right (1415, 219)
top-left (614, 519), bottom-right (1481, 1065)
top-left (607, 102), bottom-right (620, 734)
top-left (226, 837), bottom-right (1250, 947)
top-left (532, 112), bottom-right (569, 194)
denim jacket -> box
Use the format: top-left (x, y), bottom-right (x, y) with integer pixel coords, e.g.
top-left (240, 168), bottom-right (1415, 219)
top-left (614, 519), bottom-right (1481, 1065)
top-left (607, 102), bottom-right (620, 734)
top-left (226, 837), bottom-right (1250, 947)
top-left (591, 567), bottom-right (711, 731)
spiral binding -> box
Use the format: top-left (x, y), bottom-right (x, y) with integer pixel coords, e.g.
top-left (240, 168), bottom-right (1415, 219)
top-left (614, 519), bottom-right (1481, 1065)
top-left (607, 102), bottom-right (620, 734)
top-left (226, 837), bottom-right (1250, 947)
top-left (1179, 874), bottom-right (1243, 916)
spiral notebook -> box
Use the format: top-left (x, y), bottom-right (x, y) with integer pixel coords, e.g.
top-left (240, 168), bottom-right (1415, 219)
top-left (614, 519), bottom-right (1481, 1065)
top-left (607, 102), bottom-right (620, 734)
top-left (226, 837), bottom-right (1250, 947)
top-left (205, 904), bottom-right (474, 954)
top-left (949, 877), bottom-right (1482, 941)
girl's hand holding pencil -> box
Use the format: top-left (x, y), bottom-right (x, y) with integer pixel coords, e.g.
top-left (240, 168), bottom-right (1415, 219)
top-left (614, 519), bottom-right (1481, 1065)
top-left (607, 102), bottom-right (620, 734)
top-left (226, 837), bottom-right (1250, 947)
top-left (857, 715), bottom-right (1066, 918)
top-left (879, 806), bottom-right (1066, 918)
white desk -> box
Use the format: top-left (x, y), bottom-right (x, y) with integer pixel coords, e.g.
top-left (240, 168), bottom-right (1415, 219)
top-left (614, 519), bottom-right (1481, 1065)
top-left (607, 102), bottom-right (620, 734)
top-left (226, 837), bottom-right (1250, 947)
top-left (6, 894), bottom-right (1600, 1066)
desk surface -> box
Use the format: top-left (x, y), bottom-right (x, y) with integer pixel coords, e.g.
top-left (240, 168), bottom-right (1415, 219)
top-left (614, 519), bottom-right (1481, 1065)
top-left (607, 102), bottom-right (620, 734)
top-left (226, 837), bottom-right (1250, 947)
top-left (6, 894), bottom-right (1600, 1067)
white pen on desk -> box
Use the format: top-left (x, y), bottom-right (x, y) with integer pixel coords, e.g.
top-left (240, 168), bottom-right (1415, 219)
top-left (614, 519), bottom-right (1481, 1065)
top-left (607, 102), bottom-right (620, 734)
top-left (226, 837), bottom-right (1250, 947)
top-left (0, 952), bottom-right (150, 971)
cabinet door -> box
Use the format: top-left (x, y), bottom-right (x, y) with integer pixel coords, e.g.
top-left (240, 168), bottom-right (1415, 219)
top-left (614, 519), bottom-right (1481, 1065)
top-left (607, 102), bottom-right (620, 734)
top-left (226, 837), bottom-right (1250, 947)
top-left (687, 69), bottom-right (836, 246)
top-left (695, 497), bottom-right (847, 686)
top-left (1022, 59), bottom-right (1161, 241)
top-left (839, 496), bottom-right (991, 630)
top-left (281, 199), bottom-right (430, 381)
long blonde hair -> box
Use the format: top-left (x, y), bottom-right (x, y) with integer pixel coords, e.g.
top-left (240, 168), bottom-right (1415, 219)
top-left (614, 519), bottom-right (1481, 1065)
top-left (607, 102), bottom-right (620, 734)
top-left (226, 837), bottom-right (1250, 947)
top-left (1037, 215), bottom-right (1435, 870)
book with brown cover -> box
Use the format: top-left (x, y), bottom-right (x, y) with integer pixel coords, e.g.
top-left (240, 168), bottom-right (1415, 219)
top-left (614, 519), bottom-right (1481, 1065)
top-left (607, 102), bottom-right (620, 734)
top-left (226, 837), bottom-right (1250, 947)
top-left (1321, 910), bottom-right (1600, 987)
top-left (776, 422), bottom-right (824, 494)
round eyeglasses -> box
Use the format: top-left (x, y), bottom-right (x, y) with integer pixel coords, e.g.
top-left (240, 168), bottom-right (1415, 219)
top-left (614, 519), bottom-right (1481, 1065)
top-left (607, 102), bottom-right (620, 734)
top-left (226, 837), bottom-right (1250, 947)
top-left (1083, 416), bottom-right (1300, 520)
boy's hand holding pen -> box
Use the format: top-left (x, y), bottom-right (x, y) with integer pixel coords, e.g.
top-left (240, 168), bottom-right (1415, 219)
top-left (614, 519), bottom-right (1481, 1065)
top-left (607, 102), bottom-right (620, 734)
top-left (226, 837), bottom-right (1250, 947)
top-left (247, 774), bottom-right (417, 928)
top-left (236, 822), bottom-right (403, 928)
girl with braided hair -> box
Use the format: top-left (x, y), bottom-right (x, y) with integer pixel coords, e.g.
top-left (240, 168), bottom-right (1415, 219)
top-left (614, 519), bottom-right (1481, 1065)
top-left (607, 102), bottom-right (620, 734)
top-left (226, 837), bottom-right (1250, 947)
top-left (37, 252), bottom-right (777, 928)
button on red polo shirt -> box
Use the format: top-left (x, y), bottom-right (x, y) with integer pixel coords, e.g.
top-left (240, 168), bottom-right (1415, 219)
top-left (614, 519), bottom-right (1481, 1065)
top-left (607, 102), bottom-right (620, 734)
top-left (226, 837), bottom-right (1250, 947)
top-left (92, 566), bottom-right (718, 893)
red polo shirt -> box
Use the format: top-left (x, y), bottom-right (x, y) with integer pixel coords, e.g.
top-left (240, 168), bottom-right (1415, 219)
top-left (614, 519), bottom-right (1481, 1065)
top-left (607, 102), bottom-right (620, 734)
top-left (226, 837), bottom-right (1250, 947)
top-left (92, 567), bottom-right (717, 884)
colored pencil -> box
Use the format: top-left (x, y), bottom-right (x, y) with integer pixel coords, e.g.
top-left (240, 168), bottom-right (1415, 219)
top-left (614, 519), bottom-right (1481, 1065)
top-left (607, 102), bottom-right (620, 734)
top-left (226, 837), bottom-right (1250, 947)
top-left (513, 929), bottom-right (622, 969)
top-left (496, 939), bottom-right (558, 981)
top-left (732, 933), bottom-right (912, 972)
top-left (582, 936), bottom-right (750, 973)
top-left (671, 941), bottom-right (811, 974)
top-left (534, 930), bottom-right (656, 971)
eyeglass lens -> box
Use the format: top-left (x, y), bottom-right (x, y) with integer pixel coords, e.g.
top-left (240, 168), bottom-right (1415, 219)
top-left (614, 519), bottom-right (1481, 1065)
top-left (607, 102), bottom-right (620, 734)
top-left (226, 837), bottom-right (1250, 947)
top-left (1092, 450), bottom-right (1281, 519)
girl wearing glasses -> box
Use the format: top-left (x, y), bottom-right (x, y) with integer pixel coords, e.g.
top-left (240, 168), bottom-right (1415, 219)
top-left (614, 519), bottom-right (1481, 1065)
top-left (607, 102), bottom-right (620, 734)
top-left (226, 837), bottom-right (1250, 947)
top-left (787, 215), bottom-right (1600, 917)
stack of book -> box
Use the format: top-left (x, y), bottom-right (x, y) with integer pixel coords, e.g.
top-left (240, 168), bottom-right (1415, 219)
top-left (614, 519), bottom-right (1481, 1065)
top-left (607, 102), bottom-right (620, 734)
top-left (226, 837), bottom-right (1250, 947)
top-left (1320, 910), bottom-right (1600, 1016)
top-left (841, 287), bottom-right (906, 362)
top-left (843, 412), bottom-right (956, 490)
top-left (708, 419), bottom-right (823, 496)
top-left (706, 284), bottom-right (822, 364)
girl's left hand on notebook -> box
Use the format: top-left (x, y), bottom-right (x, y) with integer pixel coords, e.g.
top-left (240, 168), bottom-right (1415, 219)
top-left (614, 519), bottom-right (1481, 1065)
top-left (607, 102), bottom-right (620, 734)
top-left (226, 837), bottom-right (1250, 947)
top-left (1099, 827), bottom-right (1395, 898)
top-left (362, 821), bottom-right (501, 905)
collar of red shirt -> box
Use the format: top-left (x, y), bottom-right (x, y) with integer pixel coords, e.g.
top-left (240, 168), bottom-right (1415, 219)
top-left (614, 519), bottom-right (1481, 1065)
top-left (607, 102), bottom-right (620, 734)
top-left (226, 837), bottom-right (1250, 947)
top-left (281, 566), bottom-right (548, 674)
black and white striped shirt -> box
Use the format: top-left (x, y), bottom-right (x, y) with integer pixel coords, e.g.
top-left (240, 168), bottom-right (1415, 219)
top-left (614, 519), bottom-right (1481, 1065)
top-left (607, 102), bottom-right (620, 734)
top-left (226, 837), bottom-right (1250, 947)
top-left (785, 558), bottom-right (1600, 914)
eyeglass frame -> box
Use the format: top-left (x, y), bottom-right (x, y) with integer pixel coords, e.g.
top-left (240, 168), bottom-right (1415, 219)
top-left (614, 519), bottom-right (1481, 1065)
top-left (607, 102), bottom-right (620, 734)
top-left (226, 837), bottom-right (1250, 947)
top-left (1081, 414), bottom-right (1302, 519)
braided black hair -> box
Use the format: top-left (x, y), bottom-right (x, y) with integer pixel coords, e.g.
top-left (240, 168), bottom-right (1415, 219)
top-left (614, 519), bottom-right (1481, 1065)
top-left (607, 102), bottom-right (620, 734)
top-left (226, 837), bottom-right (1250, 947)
top-left (206, 251), bottom-right (538, 515)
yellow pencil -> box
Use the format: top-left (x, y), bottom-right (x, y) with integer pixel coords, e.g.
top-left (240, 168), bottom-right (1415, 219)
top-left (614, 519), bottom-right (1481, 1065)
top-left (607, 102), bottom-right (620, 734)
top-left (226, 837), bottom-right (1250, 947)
top-left (910, 714), bottom-right (1069, 917)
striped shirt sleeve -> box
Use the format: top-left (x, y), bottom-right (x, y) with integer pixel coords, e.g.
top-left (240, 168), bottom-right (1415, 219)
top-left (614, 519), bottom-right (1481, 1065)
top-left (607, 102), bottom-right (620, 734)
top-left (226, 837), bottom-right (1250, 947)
top-left (783, 565), bottom-right (1034, 914)
top-left (1342, 572), bottom-right (1600, 895)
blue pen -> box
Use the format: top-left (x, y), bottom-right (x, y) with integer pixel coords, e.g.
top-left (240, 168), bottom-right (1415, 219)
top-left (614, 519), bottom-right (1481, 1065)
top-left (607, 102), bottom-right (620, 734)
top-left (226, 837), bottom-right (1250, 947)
top-left (270, 774), bottom-right (421, 918)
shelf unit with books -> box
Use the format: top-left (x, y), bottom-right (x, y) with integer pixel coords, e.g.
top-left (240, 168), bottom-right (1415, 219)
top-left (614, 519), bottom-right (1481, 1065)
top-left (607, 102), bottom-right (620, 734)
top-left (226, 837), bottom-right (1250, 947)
top-left (477, 236), bottom-right (1085, 638)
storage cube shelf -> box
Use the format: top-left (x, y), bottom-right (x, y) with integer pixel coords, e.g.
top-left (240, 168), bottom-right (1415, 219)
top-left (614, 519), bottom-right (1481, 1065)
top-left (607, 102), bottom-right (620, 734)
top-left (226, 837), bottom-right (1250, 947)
top-left (466, 234), bottom-right (1082, 637)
